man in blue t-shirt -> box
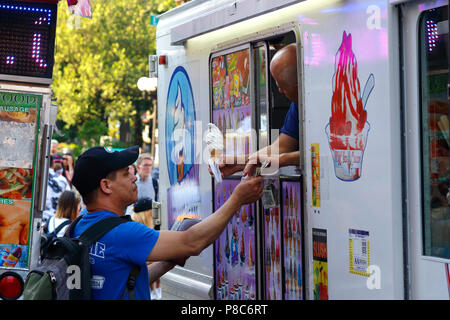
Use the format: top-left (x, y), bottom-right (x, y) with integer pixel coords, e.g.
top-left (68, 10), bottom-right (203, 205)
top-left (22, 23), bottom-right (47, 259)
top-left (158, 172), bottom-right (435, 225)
top-left (218, 43), bottom-right (300, 178)
top-left (71, 146), bottom-right (263, 300)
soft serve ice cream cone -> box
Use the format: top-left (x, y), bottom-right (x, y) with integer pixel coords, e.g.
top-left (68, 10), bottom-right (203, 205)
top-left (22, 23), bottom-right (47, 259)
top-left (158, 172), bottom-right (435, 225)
top-left (205, 123), bottom-right (224, 182)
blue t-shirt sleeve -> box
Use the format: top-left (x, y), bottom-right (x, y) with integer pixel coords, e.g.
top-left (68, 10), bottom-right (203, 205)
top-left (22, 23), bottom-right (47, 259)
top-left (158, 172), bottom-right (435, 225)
top-left (280, 102), bottom-right (299, 140)
top-left (117, 222), bottom-right (160, 266)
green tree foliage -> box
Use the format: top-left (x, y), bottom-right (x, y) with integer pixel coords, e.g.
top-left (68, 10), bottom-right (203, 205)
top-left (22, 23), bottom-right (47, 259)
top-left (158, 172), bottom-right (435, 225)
top-left (78, 118), bottom-right (108, 148)
top-left (52, 0), bottom-right (176, 146)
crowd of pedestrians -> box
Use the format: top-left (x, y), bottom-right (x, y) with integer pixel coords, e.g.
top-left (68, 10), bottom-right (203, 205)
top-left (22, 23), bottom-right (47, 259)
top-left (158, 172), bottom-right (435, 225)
top-left (41, 141), bottom-right (162, 298)
top-left (43, 141), bottom-right (160, 223)
top-left (43, 141), bottom-right (160, 220)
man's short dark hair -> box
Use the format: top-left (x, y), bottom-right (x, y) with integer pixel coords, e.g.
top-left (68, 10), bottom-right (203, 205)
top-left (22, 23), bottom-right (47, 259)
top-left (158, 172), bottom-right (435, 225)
top-left (81, 170), bottom-right (117, 205)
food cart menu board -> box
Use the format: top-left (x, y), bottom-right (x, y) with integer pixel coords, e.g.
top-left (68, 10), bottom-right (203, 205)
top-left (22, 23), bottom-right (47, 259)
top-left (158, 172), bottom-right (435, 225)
top-left (211, 48), bottom-right (252, 158)
top-left (263, 179), bottom-right (282, 300)
top-left (0, 91), bottom-right (41, 269)
top-left (214, 179), bottom-right (257, 300)
top-left (281, 180), bottom-right (303, 300)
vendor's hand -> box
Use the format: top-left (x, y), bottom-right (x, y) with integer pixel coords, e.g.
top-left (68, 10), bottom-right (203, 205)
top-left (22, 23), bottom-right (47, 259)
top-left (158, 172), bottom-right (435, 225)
top-left (242, 152), bottom-right (260, 177)
top-left (218, 162), bottom-right (245, 178)
top-left (242, 151), bottom-right (281, 177)
top-left (231, 176), bottom-right (263, 206)
top-left (208, 156), bottom-right (246, 178)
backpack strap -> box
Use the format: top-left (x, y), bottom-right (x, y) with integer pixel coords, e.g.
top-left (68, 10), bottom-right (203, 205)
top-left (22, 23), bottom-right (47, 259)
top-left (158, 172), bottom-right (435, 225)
top-left (53, 219), bottom-right (71, 236)
top-left (70, 214), bottom-right (141, 300)
top-left (77, 216), bottom-right (130, 247)
top-left (120, 265), bottom-right (141, 300)
top-left (65, 214), bottom-right (84, 237)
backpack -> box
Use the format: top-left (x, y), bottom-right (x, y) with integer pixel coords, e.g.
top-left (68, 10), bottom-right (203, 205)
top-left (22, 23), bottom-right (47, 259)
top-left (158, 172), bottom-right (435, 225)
top-left (40, 218), bottom-right (71, 258)
top-left (24, 215), bottom-right (141, 300)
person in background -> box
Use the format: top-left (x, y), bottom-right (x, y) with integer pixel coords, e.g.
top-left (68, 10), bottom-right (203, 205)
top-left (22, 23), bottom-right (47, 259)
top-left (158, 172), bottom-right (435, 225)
top-left (132, 197), bottom-right (162, 300)
top-left (45, 190), bottom-right (81, 237)
top-left (63, 153), bottom-right (75, 186)
top-left (52, 154), bottom-right (65, 177)
top-left (71, 145), bottom-right (263, 300)
top-left (129, 164), bottom-right (137, 176)
top-left (42, 155), bottom-right (71, 223)
top-left (217, 43), bottom-right (300, 178)
top-left (124, 164), bottom-right (138, 216)
top-left (135, 153), bottom-right (157, 201)
top-left (50, 139), bottom-right (59, 155)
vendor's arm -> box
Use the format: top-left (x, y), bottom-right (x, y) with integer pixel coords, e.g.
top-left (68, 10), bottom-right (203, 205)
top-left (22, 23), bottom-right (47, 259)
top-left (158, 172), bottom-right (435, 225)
top-left (280, 150), bottom-right (300, 167)
top-left (242, 133), bottom-right (299, 176)
top-left (277, 133), bottom-right (299, 154)
top-left (215, 132), bottom-right (299, 178)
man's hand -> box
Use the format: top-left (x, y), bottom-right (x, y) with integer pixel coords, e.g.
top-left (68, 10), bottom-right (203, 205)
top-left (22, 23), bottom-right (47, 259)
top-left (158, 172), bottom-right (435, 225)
top-left (241, 152), bottom-right (259, 177)
top-left (230, 176), bottom-right (264, 206)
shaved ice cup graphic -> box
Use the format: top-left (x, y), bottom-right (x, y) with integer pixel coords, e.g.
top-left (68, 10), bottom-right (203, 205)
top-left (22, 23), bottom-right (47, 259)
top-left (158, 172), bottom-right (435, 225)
top-left (325, 122), bottom-right (370, 181)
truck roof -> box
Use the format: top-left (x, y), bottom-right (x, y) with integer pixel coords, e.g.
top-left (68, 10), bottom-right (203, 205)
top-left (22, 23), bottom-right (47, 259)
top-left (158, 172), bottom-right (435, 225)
top-left (156, 0), bottom-right (304, 45)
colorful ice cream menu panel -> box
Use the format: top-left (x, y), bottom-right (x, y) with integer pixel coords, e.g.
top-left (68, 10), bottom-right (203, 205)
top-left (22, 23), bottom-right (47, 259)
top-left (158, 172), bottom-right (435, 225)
top-left (263, 179), bottom-right (282, 300)
top-left (214, 179), bottom-right (256, 300)
top-left (281, 181), bottom-right (303, 300)
top-left (0, 91), bottom-right (41, 269)
top-left (211, 48), bottom-right (252, 158)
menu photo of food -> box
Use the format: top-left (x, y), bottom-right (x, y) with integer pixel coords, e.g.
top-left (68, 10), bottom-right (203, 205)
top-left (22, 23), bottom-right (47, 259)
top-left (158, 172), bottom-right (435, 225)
top-left (0, 107), bottom-right (37, 123)
top-left (263, 179), bottom-right (282, 300)
top-left (0, 198), bottom-right (30, 268)
top-left (0, 118), bottom-right (38, 169)
top-left (211, 49), bottom-right (251, 111)
top-left (282, 181), bottom-right (303, 300)
top-left (0, 199), bottom-right (31, 246)
top-left (0, 167), bottom-right (33, 200)
top-left (214, 179), bottom-right (257, 300)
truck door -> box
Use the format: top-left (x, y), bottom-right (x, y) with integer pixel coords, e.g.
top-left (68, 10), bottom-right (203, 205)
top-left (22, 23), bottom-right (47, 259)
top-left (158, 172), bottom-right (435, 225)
top-left (401, 2), bottom-right (449, 299)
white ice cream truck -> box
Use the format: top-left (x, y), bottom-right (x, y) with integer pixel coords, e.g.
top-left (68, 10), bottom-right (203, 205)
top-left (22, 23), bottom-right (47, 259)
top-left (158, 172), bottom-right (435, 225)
top-left (154, 0), bottom-right (449, 300)
top-left (0, 0), bottom-right (59, 300)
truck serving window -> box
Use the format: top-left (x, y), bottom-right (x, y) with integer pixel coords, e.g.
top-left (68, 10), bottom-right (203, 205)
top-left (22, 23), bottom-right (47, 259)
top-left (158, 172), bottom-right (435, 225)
top-left (267, 32), bottom-right (296, 137)
top-left (254, 44), bottom-right (269, 149)
top-left (418, 6), bottom-right (449, 259)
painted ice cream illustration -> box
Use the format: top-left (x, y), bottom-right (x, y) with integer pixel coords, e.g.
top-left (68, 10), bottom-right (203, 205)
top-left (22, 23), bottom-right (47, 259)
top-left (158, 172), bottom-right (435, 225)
top-left (326, 31), bottom-right (374, 181)
top-left (172, 86), bottom-right (186, 182)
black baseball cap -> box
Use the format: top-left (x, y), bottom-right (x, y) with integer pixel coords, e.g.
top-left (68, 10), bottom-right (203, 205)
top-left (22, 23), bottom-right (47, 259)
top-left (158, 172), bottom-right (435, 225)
top-left (72, 146), bottom-right (139, 197)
